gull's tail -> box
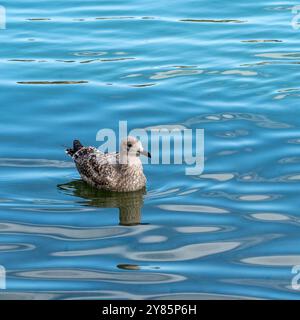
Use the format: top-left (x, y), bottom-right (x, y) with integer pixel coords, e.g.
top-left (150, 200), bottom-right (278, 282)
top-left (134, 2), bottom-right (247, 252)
top-left (66, 140), bottom-right (84, 157)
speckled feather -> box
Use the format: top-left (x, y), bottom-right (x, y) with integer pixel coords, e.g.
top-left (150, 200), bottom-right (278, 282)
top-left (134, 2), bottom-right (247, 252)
top-left (69, 145), bottom-right (147, 192)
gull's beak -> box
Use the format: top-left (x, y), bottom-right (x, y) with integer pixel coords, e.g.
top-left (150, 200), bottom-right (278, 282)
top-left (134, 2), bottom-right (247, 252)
top-left (141, 150), bottom-right (151, 158)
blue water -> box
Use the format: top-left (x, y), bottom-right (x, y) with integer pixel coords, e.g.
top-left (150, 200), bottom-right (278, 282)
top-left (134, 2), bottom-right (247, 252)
top-left (1, 0), bottom-right (300, 299)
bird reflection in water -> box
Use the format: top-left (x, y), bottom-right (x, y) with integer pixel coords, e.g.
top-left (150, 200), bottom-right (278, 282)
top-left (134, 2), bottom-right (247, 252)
top-left (58, 180), bottom-right (145, 226)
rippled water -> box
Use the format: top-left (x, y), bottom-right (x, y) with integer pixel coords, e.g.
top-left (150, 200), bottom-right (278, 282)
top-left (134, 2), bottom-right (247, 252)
top-left (1, 0), bottom-right (300, 300)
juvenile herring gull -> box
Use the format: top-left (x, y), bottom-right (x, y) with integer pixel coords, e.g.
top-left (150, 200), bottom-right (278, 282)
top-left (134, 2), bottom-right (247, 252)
top-left (66, 136), bottom-right (151, 192)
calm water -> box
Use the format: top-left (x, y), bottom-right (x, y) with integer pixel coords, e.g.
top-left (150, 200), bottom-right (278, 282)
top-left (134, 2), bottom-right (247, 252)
top-left (1, 0), bottom-right (300, 300)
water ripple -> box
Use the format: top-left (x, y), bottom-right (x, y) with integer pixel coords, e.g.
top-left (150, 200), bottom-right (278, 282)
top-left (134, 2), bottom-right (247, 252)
top-left (175, 226), bottom-right (222, 233)
top-left (126, 242), bottom-right (241, 262)
top-left (180, 19), bottom-right (246, 24)
top-left (0, 243), bottom-right (35, 253)
top-left (2, 0), bottom-right (300, 300)
top-left (242, 256), bottom-right (300, 267)
top-left (0, 222), bottom-right (134, 241)
top-left (158, 204), bottom-right (229, 214)
top-left (15, 269), bottom-right (185, 284)
top-left (250, 213), bottom-right (290, 222)
top-left (17, 81), bottom-right (88, 85)
top-left (0, 158), bottom-right (74, 168)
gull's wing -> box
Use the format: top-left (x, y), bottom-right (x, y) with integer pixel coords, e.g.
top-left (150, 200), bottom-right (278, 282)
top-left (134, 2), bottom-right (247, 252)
top-left (72, 147), bottom-right (120, 189)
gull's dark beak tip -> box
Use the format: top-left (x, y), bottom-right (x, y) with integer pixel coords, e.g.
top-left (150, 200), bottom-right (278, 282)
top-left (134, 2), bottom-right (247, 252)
top-left (140, 150), bottom-right (151, 158)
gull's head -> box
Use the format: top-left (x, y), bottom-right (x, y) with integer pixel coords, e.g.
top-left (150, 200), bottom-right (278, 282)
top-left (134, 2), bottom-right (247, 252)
top-left (120, 136), bottom-right (151, 164)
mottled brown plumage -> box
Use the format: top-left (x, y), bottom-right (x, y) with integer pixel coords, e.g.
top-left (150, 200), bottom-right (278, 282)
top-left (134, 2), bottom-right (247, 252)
top-left (66, 136), bottom-right (150, 192)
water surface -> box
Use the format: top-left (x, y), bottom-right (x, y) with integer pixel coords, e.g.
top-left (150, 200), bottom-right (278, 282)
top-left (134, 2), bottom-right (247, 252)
top-left (1, 0), bottom-right (300, 299)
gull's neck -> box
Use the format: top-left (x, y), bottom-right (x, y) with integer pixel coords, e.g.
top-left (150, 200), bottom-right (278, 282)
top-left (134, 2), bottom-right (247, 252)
top-left (120, 152), bottom-right (143, 167)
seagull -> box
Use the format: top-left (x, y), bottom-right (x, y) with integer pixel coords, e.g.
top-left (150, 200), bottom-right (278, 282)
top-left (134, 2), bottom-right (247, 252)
top-left (66, 136), bottom-right (151, 192)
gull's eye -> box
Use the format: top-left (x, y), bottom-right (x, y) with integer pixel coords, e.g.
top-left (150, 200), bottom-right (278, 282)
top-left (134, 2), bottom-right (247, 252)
top-left (127, 142), bottom-right (132, 148)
